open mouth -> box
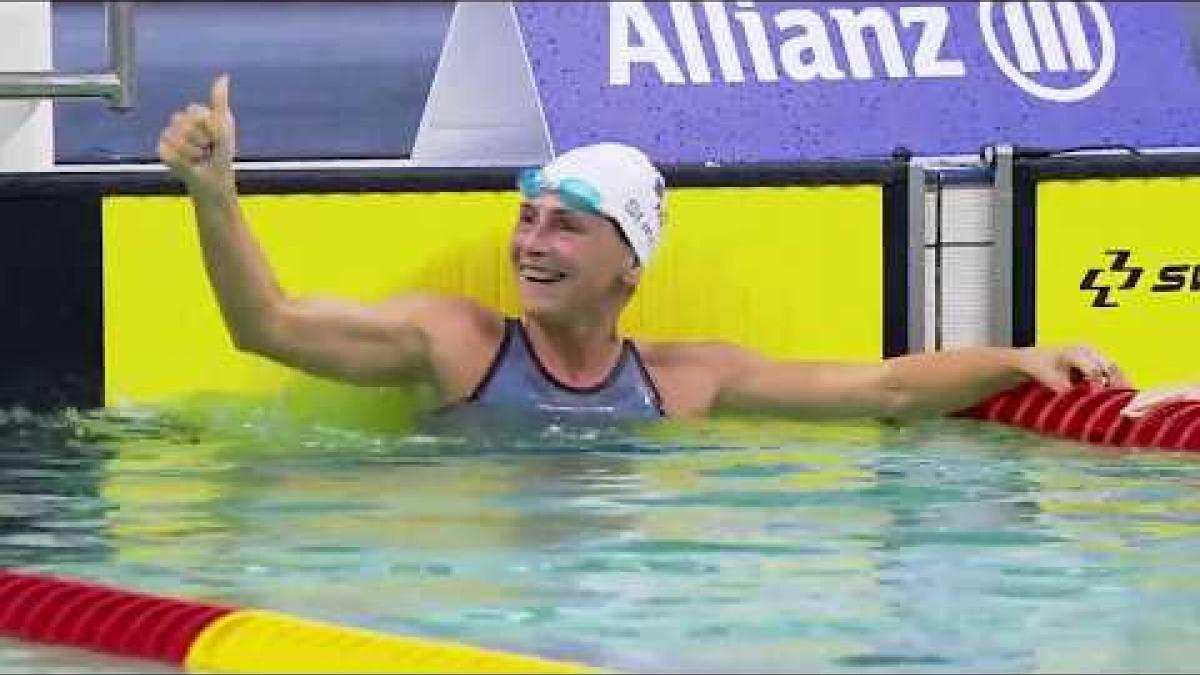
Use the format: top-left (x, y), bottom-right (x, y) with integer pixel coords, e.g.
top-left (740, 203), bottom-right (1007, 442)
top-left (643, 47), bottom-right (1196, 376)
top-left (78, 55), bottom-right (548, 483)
top-left (519, 265), bottom-right (568, 284)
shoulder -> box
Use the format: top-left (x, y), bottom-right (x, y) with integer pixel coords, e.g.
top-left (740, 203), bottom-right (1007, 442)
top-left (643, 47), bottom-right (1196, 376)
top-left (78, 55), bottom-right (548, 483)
top-left (638, 339), bottom-right (765, 375)
top-left (635, 339), bottom-right (769, 417)
top-left (377, 293), bottom-right (504, 342)
top-left (376, 294), bottom-right (508, 402)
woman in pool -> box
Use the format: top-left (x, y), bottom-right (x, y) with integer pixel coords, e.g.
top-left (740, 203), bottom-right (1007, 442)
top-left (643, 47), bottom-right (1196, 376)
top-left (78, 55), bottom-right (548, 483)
top-left (157, 76), bottom-right (1188, 424)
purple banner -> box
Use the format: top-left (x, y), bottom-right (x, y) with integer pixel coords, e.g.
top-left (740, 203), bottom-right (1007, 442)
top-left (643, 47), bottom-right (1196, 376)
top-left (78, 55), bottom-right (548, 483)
top-left (516, 2), bottom-right (1200, 163)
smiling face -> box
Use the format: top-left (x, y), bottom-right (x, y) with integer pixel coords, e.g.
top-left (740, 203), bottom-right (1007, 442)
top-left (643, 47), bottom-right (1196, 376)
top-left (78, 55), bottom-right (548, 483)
top-left (510, 192), bottom-right (641, 324)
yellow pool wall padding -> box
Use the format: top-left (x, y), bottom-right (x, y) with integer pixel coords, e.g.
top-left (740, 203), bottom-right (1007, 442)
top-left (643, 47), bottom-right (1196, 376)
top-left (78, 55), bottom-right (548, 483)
top-left (104, 186), bottom-right (883, 421)
top-left (184, 609), bottom-right (599, 674)
top-left (1037, 178), bottom-right (1200, 388)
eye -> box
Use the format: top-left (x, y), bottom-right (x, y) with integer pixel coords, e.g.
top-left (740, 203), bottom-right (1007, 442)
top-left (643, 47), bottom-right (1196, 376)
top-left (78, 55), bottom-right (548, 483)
top-left (556, 216), bottom-right (586, 233)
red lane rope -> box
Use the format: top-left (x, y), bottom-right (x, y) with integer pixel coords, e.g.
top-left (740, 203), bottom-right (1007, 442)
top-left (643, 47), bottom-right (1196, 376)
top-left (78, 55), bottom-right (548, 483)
top-left (0, 570), bottom-right (232, 665)
top-left (0, 570), bottom-right (593, 674)
top-left (957, 382), bottom-right (1200, 452)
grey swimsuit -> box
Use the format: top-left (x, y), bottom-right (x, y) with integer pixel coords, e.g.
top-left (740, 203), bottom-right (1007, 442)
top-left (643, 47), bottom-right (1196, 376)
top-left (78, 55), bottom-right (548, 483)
top-left (451, 318), bottom-right (665, 423)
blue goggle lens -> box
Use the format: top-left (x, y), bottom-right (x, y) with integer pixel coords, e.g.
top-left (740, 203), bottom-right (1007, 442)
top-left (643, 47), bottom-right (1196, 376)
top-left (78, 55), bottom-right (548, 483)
top-left (517, 168), bottom-right (604, 217)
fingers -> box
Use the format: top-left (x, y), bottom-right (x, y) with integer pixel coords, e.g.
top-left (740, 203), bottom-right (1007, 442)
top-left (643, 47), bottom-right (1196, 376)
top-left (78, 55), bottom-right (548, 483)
top-left (158, 98), bottom-right (223, 169)
top-left (1017, 345), bottom-right (1131, 395)
top-left (1062, 345), bottom-right (1122, 388)
top-left (1106, 362), bottom-right (1132, 389)
top-left (158, 76), bottom-right (237, 190)
top-left (159, 115), bottom-right (207, 164)
top-left (183, 104), bottom-right (217, 147)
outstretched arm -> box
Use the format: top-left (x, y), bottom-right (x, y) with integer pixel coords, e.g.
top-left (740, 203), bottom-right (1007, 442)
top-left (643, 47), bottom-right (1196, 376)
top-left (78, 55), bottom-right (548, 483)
top-left (712, 344), bottom-right (1127, 420)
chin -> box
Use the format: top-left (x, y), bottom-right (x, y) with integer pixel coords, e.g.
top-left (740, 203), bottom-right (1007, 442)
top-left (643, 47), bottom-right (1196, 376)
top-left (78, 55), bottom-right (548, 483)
top-left (519, 293), bottom-right (580, 325)
top-left (520, 299), bottom-right (565, 321)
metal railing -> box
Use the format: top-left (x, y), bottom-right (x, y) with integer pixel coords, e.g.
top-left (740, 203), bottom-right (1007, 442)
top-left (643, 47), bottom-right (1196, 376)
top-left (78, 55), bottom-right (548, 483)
top-left (0, 2), bottom-right (135, 110)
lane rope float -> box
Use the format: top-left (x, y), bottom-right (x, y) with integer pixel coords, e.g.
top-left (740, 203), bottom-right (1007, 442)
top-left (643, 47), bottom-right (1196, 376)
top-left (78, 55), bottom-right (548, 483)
top-left (958, 382), bottom-right (1200, 451)
top-left (0, 570), bottom-right (596, 673)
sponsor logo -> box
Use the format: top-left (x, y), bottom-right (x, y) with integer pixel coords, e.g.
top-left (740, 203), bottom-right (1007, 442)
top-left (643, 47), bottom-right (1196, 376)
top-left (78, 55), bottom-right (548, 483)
top-left (610, 2), bottom-right (1115, 102)
top-left (979, 1), bottom-right (1115, 103)
top-left (1080, 249), bottom-right (1200, 308)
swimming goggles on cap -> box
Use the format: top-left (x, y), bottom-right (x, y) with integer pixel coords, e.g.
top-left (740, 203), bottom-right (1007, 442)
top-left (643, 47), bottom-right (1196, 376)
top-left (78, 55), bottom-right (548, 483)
top-left (517, 167), bottom-right (605, 218)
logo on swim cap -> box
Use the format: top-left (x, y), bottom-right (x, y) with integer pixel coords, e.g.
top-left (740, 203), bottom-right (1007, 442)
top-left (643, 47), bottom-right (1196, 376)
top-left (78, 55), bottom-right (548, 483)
top-left (539, 143), bottom-right (665, 265)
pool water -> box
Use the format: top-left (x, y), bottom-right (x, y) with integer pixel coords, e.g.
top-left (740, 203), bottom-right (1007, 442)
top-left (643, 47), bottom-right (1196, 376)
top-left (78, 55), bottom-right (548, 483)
top-left (3, 402), bottom-right (1200, 673)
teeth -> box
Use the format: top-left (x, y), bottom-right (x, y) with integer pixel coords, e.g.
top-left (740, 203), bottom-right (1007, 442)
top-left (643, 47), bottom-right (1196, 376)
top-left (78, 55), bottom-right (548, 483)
top-left (521, 266), bottom-right (566, 282)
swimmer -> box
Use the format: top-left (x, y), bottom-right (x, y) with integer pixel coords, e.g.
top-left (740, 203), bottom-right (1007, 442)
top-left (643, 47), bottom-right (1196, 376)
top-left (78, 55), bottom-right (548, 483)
top-left (158, 75), bottom-right (1183, 423)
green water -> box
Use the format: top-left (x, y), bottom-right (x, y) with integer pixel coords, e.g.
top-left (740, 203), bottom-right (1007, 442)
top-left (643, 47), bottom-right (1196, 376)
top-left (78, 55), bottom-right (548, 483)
top-left (3, 403), bottom-right (1200, 673)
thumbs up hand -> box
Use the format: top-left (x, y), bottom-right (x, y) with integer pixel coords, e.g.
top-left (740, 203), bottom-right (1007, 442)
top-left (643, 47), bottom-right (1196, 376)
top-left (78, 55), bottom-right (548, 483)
top-left (158, 74), bottom-right (237, 196)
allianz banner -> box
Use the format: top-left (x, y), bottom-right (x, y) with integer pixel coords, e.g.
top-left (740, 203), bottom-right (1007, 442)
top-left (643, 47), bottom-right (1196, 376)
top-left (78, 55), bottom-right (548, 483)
top-left (515, 2), bottom-right (1200, 162)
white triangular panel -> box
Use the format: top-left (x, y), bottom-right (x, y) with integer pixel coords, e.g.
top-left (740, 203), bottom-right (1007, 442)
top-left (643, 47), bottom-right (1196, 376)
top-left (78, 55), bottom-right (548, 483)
top-left (411, 1), bottom-right (551, 166)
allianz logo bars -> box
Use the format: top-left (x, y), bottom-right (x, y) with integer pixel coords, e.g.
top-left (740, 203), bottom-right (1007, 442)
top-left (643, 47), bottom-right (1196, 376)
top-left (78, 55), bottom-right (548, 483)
top-left (610, 1), bottom-right (1115, 102)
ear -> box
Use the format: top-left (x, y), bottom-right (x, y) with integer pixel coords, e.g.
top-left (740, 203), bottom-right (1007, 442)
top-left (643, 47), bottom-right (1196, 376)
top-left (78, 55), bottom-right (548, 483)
top-left (621, 257), bottom-right (642, 286)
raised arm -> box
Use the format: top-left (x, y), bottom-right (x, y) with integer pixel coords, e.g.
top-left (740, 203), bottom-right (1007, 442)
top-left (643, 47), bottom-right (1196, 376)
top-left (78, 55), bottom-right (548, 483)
top-left (156, 75), bottom-right (488, 389)
top-left (712, 343), bottom-right (1127, 420)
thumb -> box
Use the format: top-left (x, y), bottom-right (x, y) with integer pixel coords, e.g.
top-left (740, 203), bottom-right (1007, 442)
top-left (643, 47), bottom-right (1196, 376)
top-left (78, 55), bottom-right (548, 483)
top-left (210, 74), bottom-right (231, 115)
top-left (207, 74), bottom-right (236, 162)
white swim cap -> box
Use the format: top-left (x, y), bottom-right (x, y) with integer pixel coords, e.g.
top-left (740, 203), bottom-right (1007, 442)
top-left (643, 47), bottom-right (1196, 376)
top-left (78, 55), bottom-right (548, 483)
top-left (536, 143), bottom-right (666, 265)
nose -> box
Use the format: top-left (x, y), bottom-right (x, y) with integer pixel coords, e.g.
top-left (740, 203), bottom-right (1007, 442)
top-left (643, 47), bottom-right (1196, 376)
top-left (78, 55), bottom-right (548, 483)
top-left (515, 215), bottom-right (552, 256)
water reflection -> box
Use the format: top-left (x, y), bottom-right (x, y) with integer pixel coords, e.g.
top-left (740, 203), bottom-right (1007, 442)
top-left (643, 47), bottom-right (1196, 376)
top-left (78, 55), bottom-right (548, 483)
top-left (0, 408), bottom-right (115, 568)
